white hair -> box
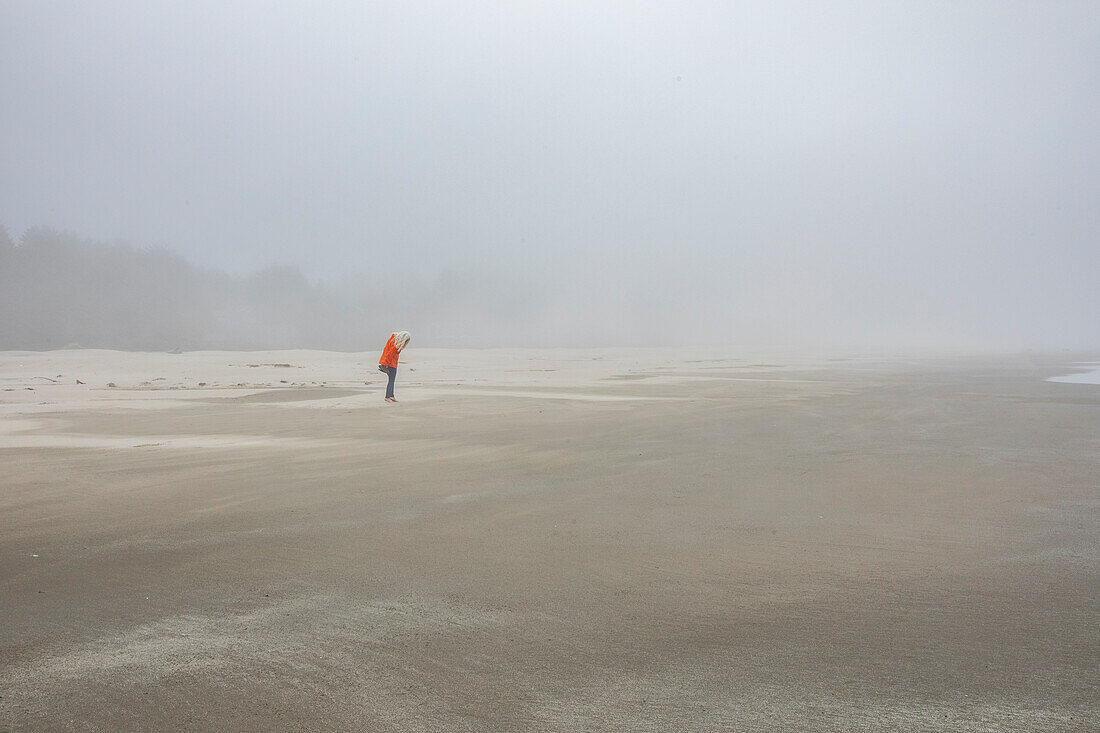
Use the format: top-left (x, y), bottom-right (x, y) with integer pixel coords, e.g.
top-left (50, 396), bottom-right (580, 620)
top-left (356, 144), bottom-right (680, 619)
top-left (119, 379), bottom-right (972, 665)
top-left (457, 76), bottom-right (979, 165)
top-left (394, 331), bottom-right (411, 350)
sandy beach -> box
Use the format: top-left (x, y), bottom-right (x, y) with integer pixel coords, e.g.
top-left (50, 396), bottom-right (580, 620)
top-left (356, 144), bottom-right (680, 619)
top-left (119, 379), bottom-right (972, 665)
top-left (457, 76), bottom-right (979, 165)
top-left (1, 348), bottom-right (1097, 731)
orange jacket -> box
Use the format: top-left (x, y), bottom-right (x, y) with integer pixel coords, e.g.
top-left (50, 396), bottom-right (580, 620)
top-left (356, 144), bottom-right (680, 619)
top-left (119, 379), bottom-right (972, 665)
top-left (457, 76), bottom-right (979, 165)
top-left (379, 334), bottom-right (401, 368)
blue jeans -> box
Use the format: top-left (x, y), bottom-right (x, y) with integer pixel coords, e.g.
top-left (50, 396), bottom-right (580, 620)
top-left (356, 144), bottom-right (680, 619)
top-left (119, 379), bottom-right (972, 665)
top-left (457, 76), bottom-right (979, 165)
top-left (384, 366), bottom-right (397, 398)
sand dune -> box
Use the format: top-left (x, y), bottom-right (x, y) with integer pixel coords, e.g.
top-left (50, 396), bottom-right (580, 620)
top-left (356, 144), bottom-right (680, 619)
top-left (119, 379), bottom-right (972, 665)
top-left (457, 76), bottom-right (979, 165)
top-left (2, 349), bottom-right (1097, 731)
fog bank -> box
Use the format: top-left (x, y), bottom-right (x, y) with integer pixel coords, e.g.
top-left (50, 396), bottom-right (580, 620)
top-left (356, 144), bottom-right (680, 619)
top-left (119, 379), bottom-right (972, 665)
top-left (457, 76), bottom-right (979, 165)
top-left (1, 224), bottom-right (1096, 351)
top-left (2, 2), bottom-right (1098, 350)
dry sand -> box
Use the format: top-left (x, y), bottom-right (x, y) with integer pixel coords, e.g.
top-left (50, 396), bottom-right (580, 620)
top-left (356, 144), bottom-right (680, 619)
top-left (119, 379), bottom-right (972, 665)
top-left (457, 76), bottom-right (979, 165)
top-left (1, 348), bottom-right (1097, 731)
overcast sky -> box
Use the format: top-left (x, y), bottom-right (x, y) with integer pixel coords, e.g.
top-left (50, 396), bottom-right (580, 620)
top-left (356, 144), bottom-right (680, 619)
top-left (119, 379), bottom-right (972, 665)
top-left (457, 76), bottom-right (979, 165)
top-left (2, 1), bottom-right (1098, 348)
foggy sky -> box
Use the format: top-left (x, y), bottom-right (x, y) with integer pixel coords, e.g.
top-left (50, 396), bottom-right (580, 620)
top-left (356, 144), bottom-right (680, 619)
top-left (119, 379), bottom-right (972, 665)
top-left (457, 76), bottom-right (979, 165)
top-left (2, 1), bottom-right (1098, 349)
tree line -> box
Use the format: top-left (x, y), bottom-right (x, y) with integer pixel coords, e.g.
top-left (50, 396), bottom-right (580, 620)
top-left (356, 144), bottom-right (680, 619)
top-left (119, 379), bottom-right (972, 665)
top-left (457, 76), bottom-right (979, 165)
top-left (0, 225), bottom-right (541, 351)
top-left (0, 226), bottom-right (374, 351)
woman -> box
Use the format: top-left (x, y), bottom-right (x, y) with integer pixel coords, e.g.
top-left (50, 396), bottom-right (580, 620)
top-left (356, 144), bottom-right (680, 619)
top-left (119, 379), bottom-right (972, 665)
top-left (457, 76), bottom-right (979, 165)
top-left (378, 330), bottom-right (411, 402)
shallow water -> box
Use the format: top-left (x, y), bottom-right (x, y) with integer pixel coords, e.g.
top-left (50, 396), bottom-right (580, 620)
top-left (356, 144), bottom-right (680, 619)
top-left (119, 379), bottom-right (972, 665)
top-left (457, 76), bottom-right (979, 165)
top-left (1047, 362), bottom-right (1100, 384)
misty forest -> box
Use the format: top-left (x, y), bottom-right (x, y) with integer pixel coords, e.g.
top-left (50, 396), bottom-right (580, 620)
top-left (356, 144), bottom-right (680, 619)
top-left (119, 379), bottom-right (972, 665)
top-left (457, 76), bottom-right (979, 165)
top-left (0, 224), bottom-right (533, 351)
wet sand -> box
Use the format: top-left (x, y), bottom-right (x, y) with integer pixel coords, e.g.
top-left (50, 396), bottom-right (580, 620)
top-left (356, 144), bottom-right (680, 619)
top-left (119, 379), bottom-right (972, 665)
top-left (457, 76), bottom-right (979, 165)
top-left (1, 349), bottom-right (1097, 731)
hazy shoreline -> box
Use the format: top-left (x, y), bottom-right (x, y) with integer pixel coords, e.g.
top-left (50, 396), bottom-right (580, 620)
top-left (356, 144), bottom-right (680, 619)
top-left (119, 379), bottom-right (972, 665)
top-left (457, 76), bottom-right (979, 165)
top-left (5, 2), bottom-right (1097, 727)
